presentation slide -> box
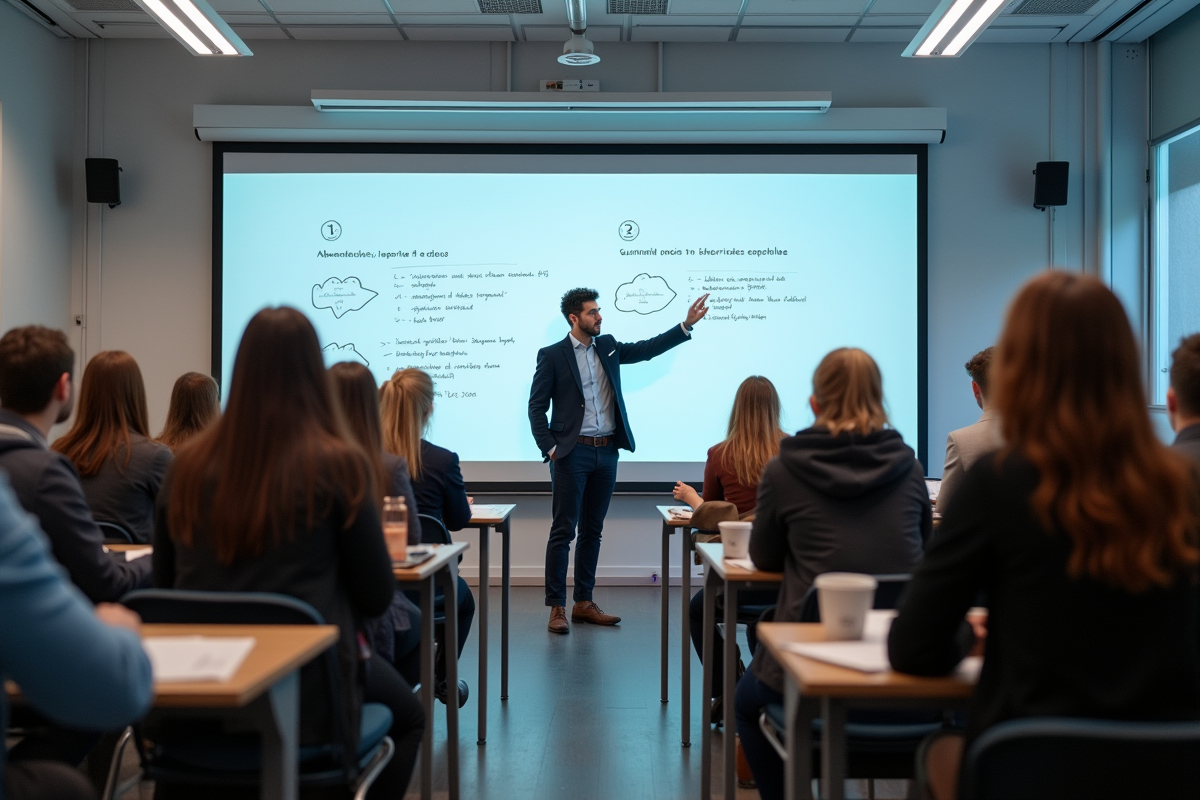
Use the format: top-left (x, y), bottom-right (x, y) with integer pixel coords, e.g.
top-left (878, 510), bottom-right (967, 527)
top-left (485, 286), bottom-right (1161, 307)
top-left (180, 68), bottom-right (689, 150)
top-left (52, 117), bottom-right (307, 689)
top-left (218, 150), bottom-right (923, 485)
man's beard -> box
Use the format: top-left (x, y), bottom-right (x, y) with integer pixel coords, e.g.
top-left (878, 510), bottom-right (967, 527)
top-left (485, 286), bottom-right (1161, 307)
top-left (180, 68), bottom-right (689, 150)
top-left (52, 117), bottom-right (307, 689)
top-left (581, 321), bottom-right (601, 337)
top-left (55, 396), bottom-right (74, 424)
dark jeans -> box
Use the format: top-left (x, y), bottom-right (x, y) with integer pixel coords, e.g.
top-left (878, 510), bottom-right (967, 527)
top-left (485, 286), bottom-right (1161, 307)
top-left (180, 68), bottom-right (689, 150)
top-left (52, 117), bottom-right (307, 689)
top-left (3, 760), bottom-right (96, 800)
top-left (545, 441), bottom-right (618, 607)
top-left (364, 653), bottom-right (426, 799)
top-left (397, 576), bottom-right (476, 686)
top-left (735, 670), bottom-right (785, 800)
top-left (688, 588), bottom-right (775, 698)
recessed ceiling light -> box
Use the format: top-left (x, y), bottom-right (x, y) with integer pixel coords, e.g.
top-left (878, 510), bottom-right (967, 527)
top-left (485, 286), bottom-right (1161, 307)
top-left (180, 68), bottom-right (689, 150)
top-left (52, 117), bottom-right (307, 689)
top-left (903, 0), bottom-right (1008, 58)
top-left (132, 0), bottom-right (252, 56)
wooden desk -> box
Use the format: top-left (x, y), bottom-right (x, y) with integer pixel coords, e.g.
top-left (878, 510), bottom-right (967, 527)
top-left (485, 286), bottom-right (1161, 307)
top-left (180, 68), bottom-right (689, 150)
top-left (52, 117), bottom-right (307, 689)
top-left (104, 543), bottom-right (153, 553)
top-left (655, 505), bottom-right (695, 745)
top-left (695, 542), bottom-right (783, 800)
top-left (8, 624), bottom-right (338, 800)
top-left (394, 542), bottom-right (468, 800)
top-left (757, 623), bottom-right (977, 800)
top-left (458, 503), bottom-right (515, 745)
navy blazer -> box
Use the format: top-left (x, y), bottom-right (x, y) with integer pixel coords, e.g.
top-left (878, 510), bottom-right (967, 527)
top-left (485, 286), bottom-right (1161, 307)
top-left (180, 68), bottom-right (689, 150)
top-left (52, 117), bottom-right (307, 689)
top-left (410, 440), bottom-right (472, 532)
top-left (528, 324), bottom-right (690, 461)
top-left (1174, 423), bottom-right (1200, 467)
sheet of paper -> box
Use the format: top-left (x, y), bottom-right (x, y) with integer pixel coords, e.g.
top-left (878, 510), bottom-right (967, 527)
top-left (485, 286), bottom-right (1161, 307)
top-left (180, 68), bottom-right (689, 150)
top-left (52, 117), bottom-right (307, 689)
top-left (785, 640), bottom-right (892, 673)
top-left (667, 506), bottom-right (692, 520)
top-left (723, 557), bottom-right (757, 571)
top-left (124, 548), bottom-right (152, 562)
top-left (144, 636), bottom-right (256, 683)
top-left (469, 504), bottom-right (507, 517)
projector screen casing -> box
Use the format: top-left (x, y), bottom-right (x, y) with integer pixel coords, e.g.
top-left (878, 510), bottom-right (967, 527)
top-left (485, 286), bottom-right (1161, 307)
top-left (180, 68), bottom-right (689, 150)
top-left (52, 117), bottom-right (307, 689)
top-left (212, 142), bottom-right (928, 493)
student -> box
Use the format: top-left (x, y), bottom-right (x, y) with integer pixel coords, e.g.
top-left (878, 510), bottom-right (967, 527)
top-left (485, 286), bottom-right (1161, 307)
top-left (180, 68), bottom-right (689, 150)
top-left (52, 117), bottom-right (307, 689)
top-left (675, 376), bottom-right (787, 719)
top-left (156, 372), bottom-right (220, 452)
top-left (938, 347), bottom-right (999, 513)
top-left (735, 348), bottom-right (931, 800)
top-left (0, 472), bottom-right (153, 800)
top-left (888, 272), bottom-right (1200, 800)
top-left (380, 368), bottom-right (475, 706)
top-left (1168, 333), bottom-right (1200, 465)
top-left (0, 326), bottom-right (151, 602)
top-left (52, 351), bottom-right (172, 544)
top-left (153, 308), bottom-right (424, 798)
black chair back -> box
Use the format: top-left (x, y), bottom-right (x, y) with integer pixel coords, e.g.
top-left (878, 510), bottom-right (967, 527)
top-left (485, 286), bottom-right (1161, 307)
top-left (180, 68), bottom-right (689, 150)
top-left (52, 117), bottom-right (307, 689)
top-left (98, 520), bottom-right (135, 544)
top-left (961, 717), bottom-right (1200, 800)
top-left (798, 573), bottom-right (912, 622)
top-left (418, 513), bottom-right (452, 545)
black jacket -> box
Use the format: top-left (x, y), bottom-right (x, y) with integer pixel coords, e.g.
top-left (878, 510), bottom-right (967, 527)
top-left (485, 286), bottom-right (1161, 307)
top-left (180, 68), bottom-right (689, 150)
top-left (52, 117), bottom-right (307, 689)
top-left (527, 324), bottom-right (690, 462)
top-left (749, 426), bottom-right (931, 691)
top-left (0, 410), bottom-right (151, 603)
top-left (1174, 423), bottom-right (1200, 466)
top-left (78, 433), bottom-right (173, 544)
top-left (410, 440), bottom-right (471, 532)
top-left (888, 451), bottom-right (1200, 745)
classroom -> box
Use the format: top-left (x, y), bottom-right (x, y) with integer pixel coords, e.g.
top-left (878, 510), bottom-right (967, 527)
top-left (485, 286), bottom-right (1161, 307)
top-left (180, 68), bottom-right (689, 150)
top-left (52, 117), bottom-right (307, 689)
top-left (3, 1), bottom-right (1200, 799)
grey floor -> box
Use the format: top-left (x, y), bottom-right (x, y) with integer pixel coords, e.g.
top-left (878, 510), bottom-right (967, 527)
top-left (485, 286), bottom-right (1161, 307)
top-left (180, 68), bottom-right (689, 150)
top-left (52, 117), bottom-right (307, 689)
top-left (106, 586), bottom-right (908, 799)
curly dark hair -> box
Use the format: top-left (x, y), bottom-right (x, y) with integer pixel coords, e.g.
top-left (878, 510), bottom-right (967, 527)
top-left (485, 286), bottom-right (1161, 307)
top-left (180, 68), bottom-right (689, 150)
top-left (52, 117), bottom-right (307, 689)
top-left (1170, 333), bottom-right (1200, 417)
top-left (964, 346), bottom-right (995, 397)
top-left (560, 288), bottom-right (599, 322)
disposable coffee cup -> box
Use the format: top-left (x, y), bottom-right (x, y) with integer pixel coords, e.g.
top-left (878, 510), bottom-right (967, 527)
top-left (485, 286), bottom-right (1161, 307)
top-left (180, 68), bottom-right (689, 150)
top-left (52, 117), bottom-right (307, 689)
top-left (718, 521), bottom-right (753, 560)
top-left (815, 573), bottom-right (878, 641)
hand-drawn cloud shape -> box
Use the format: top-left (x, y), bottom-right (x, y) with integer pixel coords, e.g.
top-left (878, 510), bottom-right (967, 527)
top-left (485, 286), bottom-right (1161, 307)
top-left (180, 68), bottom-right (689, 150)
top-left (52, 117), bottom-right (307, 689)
top-left (322, 342), bottom-right (369, 368)
top-left (614, 273), bottom-right (677, 315)
top-left (312, 276), bottom-right (378, 319)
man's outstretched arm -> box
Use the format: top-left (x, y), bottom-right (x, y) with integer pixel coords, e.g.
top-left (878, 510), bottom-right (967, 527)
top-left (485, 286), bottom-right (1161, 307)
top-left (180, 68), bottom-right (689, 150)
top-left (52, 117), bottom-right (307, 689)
top-left (618, 293), bottom-right (709, 364)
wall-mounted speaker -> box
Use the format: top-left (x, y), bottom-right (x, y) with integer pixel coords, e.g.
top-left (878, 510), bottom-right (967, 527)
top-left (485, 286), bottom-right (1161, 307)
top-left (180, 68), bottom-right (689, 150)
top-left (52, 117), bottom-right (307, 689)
top-left (1033, 161), bottom-right (1068, 210)
top-left (85, 158), bottom-right (121, 208)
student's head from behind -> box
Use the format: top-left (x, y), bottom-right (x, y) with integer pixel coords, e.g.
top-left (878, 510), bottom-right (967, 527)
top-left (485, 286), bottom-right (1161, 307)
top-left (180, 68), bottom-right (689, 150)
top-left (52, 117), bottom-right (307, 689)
top-left (964, 346), bottom-right (995, 410)
top-left (809, 348), bottom-right (889, 436)
top-left (52, 351), bottom-right (150, 476)
top-left (722, 376), bottom-right (787, 487)
top-left (158, 371), bottom-right (220, 452)
top-left (560, 288), bottom-right (601, 336)
top-left (993, 270), bottom-right (1198, 592)
top-left (329, 361), bottom-right (389, 498)
top-left (167, 307), bottom-right (370, 564)
top-left (1168, 333), bottom-right (1200, 431)
top-left (0, 325), bottom-right (75, 423)
top-left (380, 368), bottom-right (434, 480)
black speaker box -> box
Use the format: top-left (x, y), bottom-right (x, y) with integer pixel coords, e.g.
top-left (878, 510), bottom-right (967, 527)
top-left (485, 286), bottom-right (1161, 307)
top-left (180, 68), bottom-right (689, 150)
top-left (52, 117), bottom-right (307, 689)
top-left (1033, 161), bottom-right (1068, 209)
top-left (85, 158), bottom-right (121, 207)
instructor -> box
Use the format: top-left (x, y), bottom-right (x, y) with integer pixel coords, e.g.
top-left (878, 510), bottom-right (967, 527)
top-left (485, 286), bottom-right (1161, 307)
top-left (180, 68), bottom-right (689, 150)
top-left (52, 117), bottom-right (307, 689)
top-left (529, 288), bottom-right (709, 634)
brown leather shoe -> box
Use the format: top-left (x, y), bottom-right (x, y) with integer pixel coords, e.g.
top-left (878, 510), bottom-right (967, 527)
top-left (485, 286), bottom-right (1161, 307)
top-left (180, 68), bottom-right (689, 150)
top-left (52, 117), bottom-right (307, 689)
top-left (571, 600), bottom-right (621, 625)
top-left (548, 606), bottom-right (569, 634)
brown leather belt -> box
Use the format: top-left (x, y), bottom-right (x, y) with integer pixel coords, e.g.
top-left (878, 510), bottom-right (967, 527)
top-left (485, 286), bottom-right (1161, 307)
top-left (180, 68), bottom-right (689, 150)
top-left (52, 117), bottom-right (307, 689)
top-left (577, 435), bottom-right (612, 447)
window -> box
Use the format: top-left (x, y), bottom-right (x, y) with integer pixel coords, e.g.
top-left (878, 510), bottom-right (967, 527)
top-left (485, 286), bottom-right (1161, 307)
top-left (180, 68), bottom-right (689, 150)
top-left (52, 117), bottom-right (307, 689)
top-left (1152, 123), bottom-right (1200, 404)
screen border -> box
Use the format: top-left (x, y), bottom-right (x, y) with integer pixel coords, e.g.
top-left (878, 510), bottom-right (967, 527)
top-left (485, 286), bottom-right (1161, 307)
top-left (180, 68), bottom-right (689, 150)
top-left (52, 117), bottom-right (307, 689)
top-left (211, 141), bottom-right (929, 493)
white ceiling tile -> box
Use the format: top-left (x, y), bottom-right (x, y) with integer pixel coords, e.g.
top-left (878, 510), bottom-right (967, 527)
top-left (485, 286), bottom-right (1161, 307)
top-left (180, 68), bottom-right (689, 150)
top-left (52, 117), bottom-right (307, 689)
top-left (206, 0), bottom-right (265, 12)
top-left (744, 15), bottom-right (861, 25)
top-left (275, 14), bottom-right (394, 24)
top-left (402, 25), bottom-right (515, 39)
top-left (977, 25), bottom-right (1064, 40)
top-left (261, 0), bottom-right (386, 10)
top-left (522, 24), bottom-right (623, 40)
top-left (746, 8), bottom-right (868, 19)
top-left (668, 0), bottom-right (746, 12)
top-left (631, 24), bottom-right (733, 39)
top-left (864, 0), bottom-right (940, 13)
top-left (230, 24), bottom-right (291, 39)
top-left (849, 25), bottom-right (919, 40)
top-left (390, 0), bottom-right (482, 10)
top-left (92, 21), bottom-right (172, 38)
top-left (219, 13), bottom-right (278, 23)
top-left (288, 25), bottom-right (403, 39)
top-left (737, 26), bottom-right (854, 40)
top-left (859, 13), bottom-right (934, 23)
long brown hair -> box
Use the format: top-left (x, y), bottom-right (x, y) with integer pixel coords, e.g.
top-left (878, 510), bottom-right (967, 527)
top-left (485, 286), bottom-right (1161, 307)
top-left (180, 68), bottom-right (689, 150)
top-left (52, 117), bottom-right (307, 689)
top-left (380, 368), bottom-right (434, 481)
top-left (329, 361), bottom-right (389, 502)
top-left (157, 372), bottom-right (220, 452)
top-left (716, 376), bottom-right (786, 487)
top-left (166, 307), bottom-right (371, 564)
top-left (53, 350), bottom-right (150, 476)
top-left (994, 271), bottom-right (1198, 592)
top-left (812, 348), bottom-right (889, 435)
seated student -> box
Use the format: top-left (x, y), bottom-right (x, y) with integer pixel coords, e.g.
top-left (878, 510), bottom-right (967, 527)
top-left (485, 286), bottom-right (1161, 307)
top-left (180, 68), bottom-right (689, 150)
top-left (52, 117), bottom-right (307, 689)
top-left (888, 272), bottom-right (1200, 800)
top-left (735, 348), bottom-right (932, 800)
top-left (381, 368), bottom-right (476, 706)
top-left (0, 471), bottom-right (153, 800)
top-left (156, 371), bottom-right (220, 452)
top-left (0, 326), bottom-right (151, 602)
top-left (1168, 333), bottom-right (1200, 465)
top-left (52, 351), bottom-right (172, 544)
top-left (674, 376), bottom-right (787, 719)
top-left (937, 347), bottom-right (999, 512)
top-left (153, 308), bottom-right (424, 799)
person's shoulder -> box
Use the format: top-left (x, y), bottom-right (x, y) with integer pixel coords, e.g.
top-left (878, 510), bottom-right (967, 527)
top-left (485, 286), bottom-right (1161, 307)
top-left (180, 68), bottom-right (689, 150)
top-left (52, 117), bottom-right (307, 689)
top-left (130, 435), bottom-right (173, 466)
top-left (421, 440), bottom-right (459, 467)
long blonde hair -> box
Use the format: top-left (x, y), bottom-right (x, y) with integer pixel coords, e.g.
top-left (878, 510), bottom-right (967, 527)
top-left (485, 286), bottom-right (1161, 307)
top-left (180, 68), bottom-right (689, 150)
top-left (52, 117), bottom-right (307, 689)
top-left (717, 376), bottom-right (786, 487)
top-left (380, 368), bottom-right (434, 480)
top-left (812, 348), bottom-right (889, 435)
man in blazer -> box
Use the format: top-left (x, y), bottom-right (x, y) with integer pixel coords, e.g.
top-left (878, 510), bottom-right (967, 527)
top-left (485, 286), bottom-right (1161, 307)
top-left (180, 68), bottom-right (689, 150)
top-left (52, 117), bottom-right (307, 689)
top-left (938, 346), bottom-right (1001, 513)
top-left (1167, 333), bottom-right (1200, 465)
top-left (529, 288), bottom-right (708, 633)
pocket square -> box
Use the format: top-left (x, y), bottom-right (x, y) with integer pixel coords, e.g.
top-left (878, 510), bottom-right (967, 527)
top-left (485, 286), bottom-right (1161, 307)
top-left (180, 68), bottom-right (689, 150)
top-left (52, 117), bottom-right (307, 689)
top-left (608, 350), bottom-right (615, 357)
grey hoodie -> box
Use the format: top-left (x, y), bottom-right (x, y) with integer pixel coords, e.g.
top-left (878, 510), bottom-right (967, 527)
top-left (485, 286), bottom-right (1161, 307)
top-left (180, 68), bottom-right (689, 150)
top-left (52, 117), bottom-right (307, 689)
top-left (748, 426), bottom-right (932, 691)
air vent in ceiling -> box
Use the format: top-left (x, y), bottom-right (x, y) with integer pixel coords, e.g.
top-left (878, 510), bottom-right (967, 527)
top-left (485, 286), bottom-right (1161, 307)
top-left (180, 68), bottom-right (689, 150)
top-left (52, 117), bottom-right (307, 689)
top-left (478, 0), bottom-right (543, 12)
top-left (1010, 0), bottom-right (1097, 14)
top-left (64, 0), bottom-right (142, 10)
top-left (608, 1), bottom-right (669, 14)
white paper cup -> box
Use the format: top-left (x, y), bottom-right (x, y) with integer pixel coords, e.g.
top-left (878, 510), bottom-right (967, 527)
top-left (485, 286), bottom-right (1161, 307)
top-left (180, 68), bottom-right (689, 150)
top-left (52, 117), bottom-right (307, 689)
top-left (815, 573), bottom-right (878, 641)
top-left (718, 521), bottom-right (753, 560)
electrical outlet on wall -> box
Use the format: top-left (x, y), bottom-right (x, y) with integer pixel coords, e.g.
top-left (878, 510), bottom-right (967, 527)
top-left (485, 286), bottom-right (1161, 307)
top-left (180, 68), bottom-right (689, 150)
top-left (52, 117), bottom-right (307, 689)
top-left (540, 79), bottom-right (600, 92)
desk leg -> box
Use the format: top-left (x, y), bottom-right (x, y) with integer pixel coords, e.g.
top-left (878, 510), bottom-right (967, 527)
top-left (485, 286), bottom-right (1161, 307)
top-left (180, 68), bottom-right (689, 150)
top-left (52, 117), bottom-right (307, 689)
top-left (722, 582), bottom-right (738, 800)
top-left (680, 525), bottom-right (693, 747)
top-left (254, 669), bottom-right (299, 800)
top-left (784, 682), bottom-right (816, 800)
top-left (419, 576), bottom-right (436, 800)
top-left (821, 698), bottom-right (847, 800)
top-left (501, 520), bottom-right (510, 702)
top-left (660, 520), bottom-right (670, 705)
top-left (700, 568), bottom-right (718, 800)
top-left (477, 525), bottom-right (490, 745)
top-left (439, 560), bottom-right (461, 800)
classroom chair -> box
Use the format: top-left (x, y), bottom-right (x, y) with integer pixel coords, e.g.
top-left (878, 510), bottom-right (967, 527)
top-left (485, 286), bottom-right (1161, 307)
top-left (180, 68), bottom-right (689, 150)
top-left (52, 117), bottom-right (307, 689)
top-left (97, 521), bottom-right (134, 544)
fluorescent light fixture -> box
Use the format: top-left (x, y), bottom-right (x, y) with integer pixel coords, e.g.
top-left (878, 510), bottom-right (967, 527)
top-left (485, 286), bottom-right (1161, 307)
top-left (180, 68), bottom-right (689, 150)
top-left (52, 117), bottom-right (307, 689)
top-left (133, 0), bottom-right (252, 56)
top-left (309, 91), bottom-right (833, 114)
top-left (903, 0), bottom-right (1009, 58)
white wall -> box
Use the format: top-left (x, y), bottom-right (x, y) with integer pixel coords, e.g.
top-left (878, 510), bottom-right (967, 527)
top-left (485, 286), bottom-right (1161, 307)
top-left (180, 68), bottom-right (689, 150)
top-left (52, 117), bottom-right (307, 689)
top-left (77, 38), bottom-right (1122, 583)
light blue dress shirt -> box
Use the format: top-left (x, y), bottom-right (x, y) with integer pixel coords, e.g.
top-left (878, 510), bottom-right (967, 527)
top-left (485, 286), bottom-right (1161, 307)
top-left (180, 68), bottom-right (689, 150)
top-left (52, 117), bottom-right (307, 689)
top-left (570, 332), bottom-right (615, 437)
